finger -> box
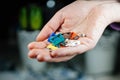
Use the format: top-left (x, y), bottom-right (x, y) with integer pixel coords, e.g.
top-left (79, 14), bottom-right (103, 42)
top-left (27, 41), bottom-right (47, 50)
top-left (36, 54), bottom-right (44, 62)
top-left (29, 48), bottom-right (76, 62)
top-left (36, 12), bottom-right (64, 41)
top-left (28, 49), bottom-right (40, 58)
top-left (34, 49), bottom-right (76, 62)
top-left (36, 49), bottom-right (52, 62)
top-left (28, 48), bottom-right (52, 61)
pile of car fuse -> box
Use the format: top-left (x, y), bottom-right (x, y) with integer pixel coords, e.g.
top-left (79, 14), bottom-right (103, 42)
top-left (46, 32), bottom-right (81, 50)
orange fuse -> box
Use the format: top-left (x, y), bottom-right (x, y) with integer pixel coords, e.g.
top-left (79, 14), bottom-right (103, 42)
top-left (70, 32), bottom-right (79, 40)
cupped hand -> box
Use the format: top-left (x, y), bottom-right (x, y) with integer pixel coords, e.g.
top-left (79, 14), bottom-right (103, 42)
top-left (28, 0), bottom-right (120, 62)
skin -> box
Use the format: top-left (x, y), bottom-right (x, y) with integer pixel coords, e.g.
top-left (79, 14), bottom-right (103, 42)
top-left (27, 0), bottom-right (120, 62)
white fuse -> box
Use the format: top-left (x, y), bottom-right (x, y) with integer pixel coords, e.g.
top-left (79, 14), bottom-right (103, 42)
top-left (65, 39), bottom-right (80, 47)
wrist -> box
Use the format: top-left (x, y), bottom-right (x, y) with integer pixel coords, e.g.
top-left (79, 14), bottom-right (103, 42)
top-left (101, 2), bottom-right (120, 23)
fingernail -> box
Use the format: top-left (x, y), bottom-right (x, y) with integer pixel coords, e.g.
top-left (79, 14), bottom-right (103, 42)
top-left (50, 52), bottom-right (57, 58)
top-left (37, 56), bottom-right (44, 62)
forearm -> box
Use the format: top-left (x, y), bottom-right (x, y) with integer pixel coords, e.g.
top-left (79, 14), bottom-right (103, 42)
top-left (77, 0), bottom-right (120, 29)
top-left (76, 0), bottom-right (120, 22)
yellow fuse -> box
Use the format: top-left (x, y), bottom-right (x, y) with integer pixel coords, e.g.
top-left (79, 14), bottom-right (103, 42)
top-left (47, 44), bottom-right (58, 50)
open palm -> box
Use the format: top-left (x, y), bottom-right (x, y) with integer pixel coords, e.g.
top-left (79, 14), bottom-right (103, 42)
top-left (28, 0), bottom-right (119, 62)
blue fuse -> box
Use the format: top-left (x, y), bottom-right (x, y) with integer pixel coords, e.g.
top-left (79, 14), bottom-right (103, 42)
top-left (48, 32), bottom-right (56, 42)
top-left (49, 33), bottom-right (65, 47)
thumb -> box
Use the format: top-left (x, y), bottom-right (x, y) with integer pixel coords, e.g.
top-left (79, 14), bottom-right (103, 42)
top-left (36, 12), bottom-right (64, 41)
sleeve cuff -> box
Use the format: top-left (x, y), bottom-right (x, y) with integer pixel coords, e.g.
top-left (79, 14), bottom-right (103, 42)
top-left (110, 22), bottom-right (120, 31)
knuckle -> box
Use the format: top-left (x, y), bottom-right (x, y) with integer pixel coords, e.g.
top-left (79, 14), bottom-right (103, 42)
top-left (27, 42), bottom-right (36, 49)
top-left (28, 52), bottom-right (32, 58)
top-left (27, 43), bottom-right (32, 49)
top-left (37, 56), bottom-right (44, 62)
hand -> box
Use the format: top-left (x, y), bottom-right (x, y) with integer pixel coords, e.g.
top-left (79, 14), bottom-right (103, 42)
top-left (28, 0), bottom-right (120, 62)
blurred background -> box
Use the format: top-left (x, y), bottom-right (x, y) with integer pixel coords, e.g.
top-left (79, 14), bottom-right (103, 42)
top-left (0, 0), bottom-right (120, 80)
